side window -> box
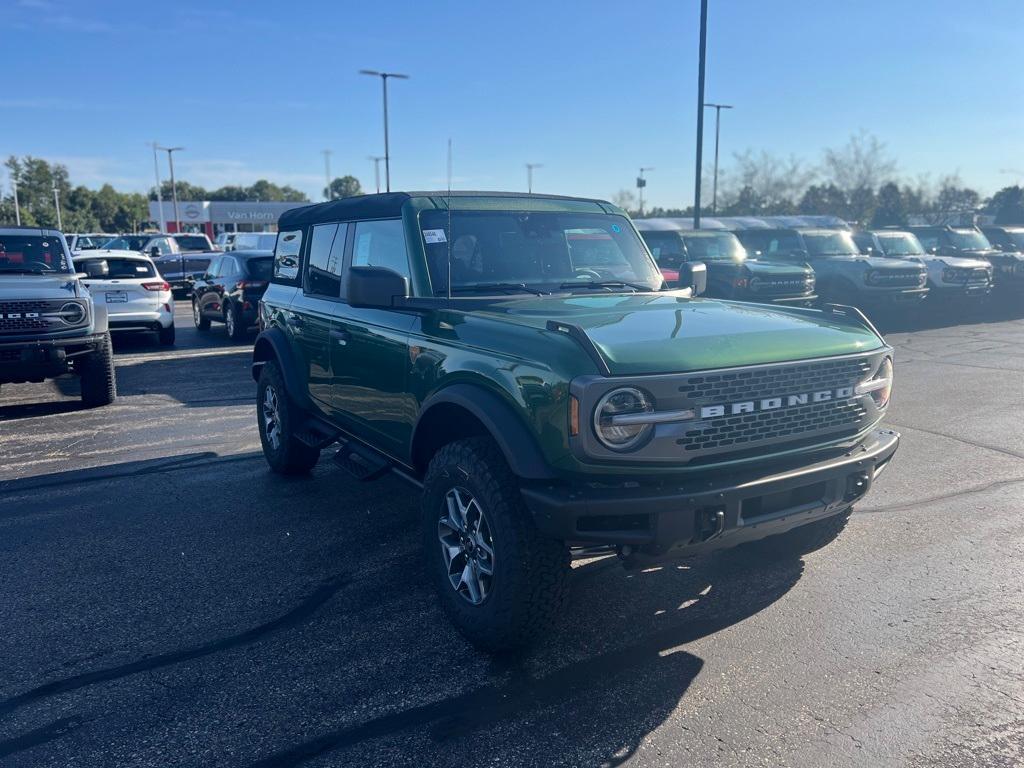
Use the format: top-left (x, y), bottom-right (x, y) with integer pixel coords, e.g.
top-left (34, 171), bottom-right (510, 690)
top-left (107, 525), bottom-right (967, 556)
top-left (917, 232), bottom-right (939, 251)
top-left (352, 219), bottom-right (409, 279)
top-left (219, 256), bottom-right (238, 277)
top-left (206, 256), bottom-right (222, 277)
top-left (274, 229), bottom-right (303, 280)
top-left (155, 238), bottom-right (173, 255)
top-left (306, 223), bottom-right (346, 298)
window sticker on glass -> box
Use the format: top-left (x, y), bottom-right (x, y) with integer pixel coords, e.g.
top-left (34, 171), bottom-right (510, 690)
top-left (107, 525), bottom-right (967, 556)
top-left (423, 229), bottom-right (447, 244)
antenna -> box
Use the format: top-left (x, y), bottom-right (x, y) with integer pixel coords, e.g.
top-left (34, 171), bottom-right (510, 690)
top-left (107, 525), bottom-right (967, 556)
top-left (446, 138), bottom-right (453, 301)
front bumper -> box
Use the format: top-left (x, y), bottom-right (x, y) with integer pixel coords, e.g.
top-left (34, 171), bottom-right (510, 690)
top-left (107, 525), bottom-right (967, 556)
top-left (0, 333), bottom-right (106, 383)
top-left (521, 428), bottom-right (899, 554)
top-left (928, 283), bottom-right (991, 300)
top-left (855, 287), bottom-right (929, 306)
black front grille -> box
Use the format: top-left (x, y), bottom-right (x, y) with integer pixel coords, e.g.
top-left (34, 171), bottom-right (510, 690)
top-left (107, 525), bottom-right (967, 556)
top-left (0, 300), bottom-right (83, 334)
top-left (873, 271), bottom-right (922, 287)
top-left (677, 398), bottom-right (868, 453)
top-left (677, 357), bottom-right (871, 403)
top-left (753, 277), bottom-right (813, 295)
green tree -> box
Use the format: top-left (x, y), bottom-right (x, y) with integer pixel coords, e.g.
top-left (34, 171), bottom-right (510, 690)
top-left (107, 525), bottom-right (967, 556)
top-left (985, 185), bottom-right (1024, 225)
top-left (871, 182), bottom-right (907, 227)
top-left (799, 184), bottom-right (848, 216)
top-left (325, 175), bottom-right (363, 200)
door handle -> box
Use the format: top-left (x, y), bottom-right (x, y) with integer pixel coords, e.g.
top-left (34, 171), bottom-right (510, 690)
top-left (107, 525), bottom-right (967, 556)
top-left (330, 328), bottom-right (350, 345)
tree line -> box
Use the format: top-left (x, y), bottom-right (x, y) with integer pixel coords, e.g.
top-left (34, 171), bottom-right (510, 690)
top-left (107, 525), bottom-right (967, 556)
top-left (615, 131), bottom-right (1024, 227)
top-left (0, 155), bottom-right (365, 232)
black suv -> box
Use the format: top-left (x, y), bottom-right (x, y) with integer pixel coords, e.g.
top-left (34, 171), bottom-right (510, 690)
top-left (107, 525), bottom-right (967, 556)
top-left (635, 222), bottom-right (815, 305)
top-left (191, 250), bottom-right (273, 340)
top-left (907, 225), bottom-right (1024, 292)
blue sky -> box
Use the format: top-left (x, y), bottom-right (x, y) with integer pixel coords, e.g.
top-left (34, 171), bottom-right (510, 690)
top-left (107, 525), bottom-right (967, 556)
top-left (3, 0), bottom-right (1022, 207)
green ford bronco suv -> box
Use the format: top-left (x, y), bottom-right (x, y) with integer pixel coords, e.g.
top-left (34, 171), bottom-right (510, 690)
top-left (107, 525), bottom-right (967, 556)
top-left (252, 192), bottom-right (899, 651)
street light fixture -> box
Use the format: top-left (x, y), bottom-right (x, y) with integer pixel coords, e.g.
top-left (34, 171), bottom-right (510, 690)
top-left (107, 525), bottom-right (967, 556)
top-left (156, 145), bottom-right (184, 233)
top-left (525, 163), bottom-right (543, 193)
top-left (368, 156), bottom-right (385, 194)
top-left (359, 70), bottom-right (409, 193)
top-left (693, 0), bottom-right (708, 229)
top-left (150, 142), bottom-right (166, 232)
top-left (703, 103), bottom-right (733, 215)
top-left (52, 182), bottom-right (62, 230)
top-left (637, 166), bottom-right (655, 217)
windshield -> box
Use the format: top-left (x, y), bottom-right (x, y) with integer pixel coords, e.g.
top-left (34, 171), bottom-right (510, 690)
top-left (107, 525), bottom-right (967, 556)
top-left (0, 234), bottom-right (72, 273)
top-left (102, 236), bottom-right (150, 251)
top-left (876, 233), bottom-right (925, 256)
top-left (801, 232), bottom-right (860, 257)
top-left (174, 235), bottom-right (209, 251)
top-left (420, 211), bottom-right (662, 294)
top-left (245, 257), bottom-right (273, 281)
top-left (948, 230), bottom-right (992, 251)
top-left (75, 257), bottom-right (157, 278)
top-left (681, 232), bottom-right (747, 261)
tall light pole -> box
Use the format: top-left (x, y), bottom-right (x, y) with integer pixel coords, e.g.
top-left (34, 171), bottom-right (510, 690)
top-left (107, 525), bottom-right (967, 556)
top-left (703, 103), bottom-right (732, 215)
top-left (637, 166), bottom-right (654, 217)
top-left (368, 156), bottom-right (384, 194)
top-left (359, 69), bottom-right (409, 193)
top-left (322, 149), bottom-right (333, 200)
top-left (157, 146), bottom-right (184, 232)
top-left (11, 176), bottom-right (20, 226)
top-left (525, 163), bottom-right (543, 193)
top-left (693, 0), bottom-right (708, 229)
top-left (150, 141), bottom-right (166, 232)
top-left (52, 182), bottom-right (62, 230)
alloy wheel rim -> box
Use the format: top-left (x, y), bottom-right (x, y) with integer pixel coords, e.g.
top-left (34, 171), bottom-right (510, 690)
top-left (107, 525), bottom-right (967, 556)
top-left (226, 308), bottom-right (235, 335)
top-left (438, 487), bottom-right (495, 605)
top-left (192, 301), bottom-right (201, 326)
top-left (262, 384), bottom-right (282, 450)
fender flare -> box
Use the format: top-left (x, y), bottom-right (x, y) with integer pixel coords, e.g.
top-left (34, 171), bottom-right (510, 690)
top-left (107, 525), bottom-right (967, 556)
top-left (90, 300), bottom-right (109, 334)
top-left (414, 383), bottom-right (557, 480)
top-left (251, 326), bottom-right (311, 409)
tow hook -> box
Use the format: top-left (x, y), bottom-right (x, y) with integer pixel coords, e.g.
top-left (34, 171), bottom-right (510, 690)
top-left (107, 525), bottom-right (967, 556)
top-left (697, 507), bottom-right (726, 543)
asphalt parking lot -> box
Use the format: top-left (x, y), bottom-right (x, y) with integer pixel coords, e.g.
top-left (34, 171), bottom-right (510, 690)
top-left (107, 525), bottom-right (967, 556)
top-left (1, 299), bottom-right (1023, 767)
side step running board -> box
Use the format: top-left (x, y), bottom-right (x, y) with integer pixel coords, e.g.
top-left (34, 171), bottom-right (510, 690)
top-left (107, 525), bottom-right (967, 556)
top-left (333, 439), bottom-right (392, 482)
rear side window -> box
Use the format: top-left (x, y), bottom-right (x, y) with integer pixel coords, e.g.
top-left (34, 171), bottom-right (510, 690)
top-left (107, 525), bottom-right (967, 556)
top-left (352, 219), bottom-right (409, 278)
top-left (77, 258), bottom-right (156, 278)
top-left (274, 230), bottom-right (303, 281)
top-left (306, 223), bottom-right (347, 298)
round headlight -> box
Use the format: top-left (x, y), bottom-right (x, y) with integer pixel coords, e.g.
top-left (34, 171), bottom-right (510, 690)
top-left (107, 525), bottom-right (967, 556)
top-left (858, 356), bottom-right (893, 409)
top-left (941, 267), bottom-right (956, 283)
top-left (865, 270), bottom-right (879, 285)
top-left (593, 387), bottom-right (654, 451)
top-left (59, 302), bottom-right (87, 325)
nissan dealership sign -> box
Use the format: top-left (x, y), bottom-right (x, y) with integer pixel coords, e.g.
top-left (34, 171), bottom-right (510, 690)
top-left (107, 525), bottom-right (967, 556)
top-left (148, 200), bottom-right (305, 225)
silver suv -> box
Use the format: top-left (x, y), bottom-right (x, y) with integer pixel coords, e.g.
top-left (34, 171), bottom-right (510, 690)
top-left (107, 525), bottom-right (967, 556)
top-left (0, 227), bottom-right (117, 407)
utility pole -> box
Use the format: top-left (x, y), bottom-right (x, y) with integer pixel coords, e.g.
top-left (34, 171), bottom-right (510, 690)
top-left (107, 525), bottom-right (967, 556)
top-left (52, 182), bottom-right (62, 230)
top-left (637, 166), bottom-right (654, 217)
top-left (150, 141), bottom-right (166, 232)
top-left (368, 156), bottom-right (385, 194)
top-left (525, 163), bottom-right (543, 193)
top-left (12, 176), bottom-right (20, 226)
top-left (322, 149), bottom-right (333, 200)
top-left (359, 70), bottom-right (409, 192)
top-left (703, 103), bottom-right (733, 215)
top-left (157, 146), bottom-right (184, 233)
top-left (693, 0), bottom-right (708, 229)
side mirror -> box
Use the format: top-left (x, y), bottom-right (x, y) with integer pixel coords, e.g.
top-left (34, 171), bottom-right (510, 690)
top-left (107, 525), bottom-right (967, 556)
top-left (347, 266), bottom-right (410, 308)
top-left (149, 246), bottom-right (161, 258)
top-left (84, 261), bottom-right (108, 278)
top-left (688, 261), bottom-right (708, 296)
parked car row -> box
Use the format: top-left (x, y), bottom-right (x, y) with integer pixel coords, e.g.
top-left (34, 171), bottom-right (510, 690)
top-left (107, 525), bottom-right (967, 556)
top-left (635, 215), bottom-right (1022, 313)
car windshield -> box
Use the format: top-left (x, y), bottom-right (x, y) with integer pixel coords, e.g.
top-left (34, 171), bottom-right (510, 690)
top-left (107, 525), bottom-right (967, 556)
top-left (876, 233), bottom-right (925, 256)
top-left (948, 230), bottom-right (992, 251)
top-left (245, 257), bottom-right (273, 281)
top-left (681, 232), bottom-right (746, 261)
top-left (175, 235), bottom-right (209, 250)
top-left (0, 234), bottom-right (72, 273)
top-left (801, 232), bottom-right (860, 256)
top-left (102, 236), bottom-right (150, 251)
top-left (75, 257), bottom-right (157, 278)
top-left (420, 211), bottom-right (663, 295)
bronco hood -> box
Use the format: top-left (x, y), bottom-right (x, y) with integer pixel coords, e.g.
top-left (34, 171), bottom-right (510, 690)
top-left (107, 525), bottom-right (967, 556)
top-left (476, 293), bottom-right (884, 375)
top-left (0, 273), bottom-right (83, 300)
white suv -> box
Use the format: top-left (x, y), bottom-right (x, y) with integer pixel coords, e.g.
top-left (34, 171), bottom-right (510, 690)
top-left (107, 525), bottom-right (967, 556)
top-left (74, 252), bottom-right (176, 346)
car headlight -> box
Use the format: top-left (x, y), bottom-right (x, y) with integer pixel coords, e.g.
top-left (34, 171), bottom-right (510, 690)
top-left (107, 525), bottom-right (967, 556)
top-left (855, 356), bottom-right (893, 409)
top-left (918, 270), bottom-right (928, 286)
top-left (58, 301), bottom-right (87, 325)
top-left (941, 267), bottom-right (957, 283)
top-left (593, 387), bottom-right (655, 451)
top-left (865, 270), bottom-right (879, 285)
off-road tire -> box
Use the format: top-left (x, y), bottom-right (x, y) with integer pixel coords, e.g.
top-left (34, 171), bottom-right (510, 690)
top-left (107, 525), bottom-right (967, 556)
top-left (158, 323), bottom-right (176, 346)
top-left (79, 333), bottom-right (117, 407)
top-left (193, 299), bottom-right (211, 330)
top-left (422, 437), bottom-right (569, 652)
top-left (739, 510), bottom-right (851, 561)
top-left (226, 302), bottom-right (246, 341)
top-left (256, 359), bottom-right (320, 475)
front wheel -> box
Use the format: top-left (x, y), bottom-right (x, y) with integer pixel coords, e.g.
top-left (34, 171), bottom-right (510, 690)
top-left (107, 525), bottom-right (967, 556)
top-left (79, 333), bottom-right (117, 407)
top-left (422, 437), bottom-right (569, 652)
top-left (256, 359), bottom-right (320, 474)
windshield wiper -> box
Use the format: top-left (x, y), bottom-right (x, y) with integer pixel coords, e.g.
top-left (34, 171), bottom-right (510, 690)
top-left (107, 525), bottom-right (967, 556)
top-left (440, 282), bottom-right (547, 296)
top-left (557, 280), bottom-right (650, 292)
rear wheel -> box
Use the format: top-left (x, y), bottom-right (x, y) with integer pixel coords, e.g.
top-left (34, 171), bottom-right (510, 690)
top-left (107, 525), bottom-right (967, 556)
top-left (256, 359), bottom-right (320, 474)
top-left (422, 437), bottom-right (569, 652)
top-left (158, 322), bottom-right (176, 346)
top-left (79, 333), bottom-right (117, 407)
top-left (193, 299), bottom-right (210, 330)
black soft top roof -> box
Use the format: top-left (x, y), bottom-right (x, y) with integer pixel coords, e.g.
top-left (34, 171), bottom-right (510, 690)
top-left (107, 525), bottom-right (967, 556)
top-left (277, 191), bottom-right (612, 229)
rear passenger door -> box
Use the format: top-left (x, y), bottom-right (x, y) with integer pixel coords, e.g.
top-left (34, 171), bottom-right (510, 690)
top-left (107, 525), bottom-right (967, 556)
top-left (330, 218), bottom-right (416, 456)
